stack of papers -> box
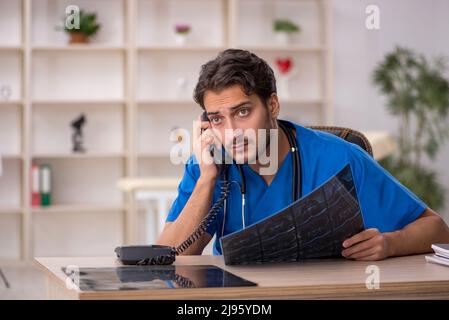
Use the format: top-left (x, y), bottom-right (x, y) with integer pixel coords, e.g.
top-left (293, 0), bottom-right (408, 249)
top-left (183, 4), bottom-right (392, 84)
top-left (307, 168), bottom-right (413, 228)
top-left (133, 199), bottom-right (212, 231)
top-left (425, 244), bottom-right (449, 267)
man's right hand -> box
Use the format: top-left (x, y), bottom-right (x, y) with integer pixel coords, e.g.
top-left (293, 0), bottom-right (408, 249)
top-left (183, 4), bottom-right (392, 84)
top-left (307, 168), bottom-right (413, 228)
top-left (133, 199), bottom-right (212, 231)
top-left (193, 114), bottom-right (220, 181)
top-left (157, 114), bottom-right (222, 255)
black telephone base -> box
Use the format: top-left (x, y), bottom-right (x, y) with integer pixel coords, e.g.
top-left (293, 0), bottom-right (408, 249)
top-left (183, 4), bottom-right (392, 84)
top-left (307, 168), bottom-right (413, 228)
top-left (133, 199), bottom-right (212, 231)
top-left (114, 245), bottom-right (175, 265)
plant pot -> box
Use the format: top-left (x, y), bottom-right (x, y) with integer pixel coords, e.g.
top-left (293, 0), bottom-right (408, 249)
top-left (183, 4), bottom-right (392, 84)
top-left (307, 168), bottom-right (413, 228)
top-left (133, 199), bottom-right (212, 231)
top-left (175, 33), bottom-right (188, 46)
top-left (274, 32), bottom-right (290, 45)
top-left (69, 32), bottom-right (89, 44)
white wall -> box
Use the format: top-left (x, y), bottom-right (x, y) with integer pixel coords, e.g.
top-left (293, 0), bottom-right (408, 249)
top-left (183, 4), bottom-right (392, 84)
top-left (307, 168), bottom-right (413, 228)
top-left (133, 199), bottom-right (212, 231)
top-left (332, 0), bottom-right (449, 221)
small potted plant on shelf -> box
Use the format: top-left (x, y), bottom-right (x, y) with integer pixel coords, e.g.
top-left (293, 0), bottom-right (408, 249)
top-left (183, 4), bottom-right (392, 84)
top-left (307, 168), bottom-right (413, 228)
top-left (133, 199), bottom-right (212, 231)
top-left (62, 10), bottom-right (101, 44)
top-left (273, 19), bottom-right (301, 45)
top-left (174, 23), bottom-right (191, 45)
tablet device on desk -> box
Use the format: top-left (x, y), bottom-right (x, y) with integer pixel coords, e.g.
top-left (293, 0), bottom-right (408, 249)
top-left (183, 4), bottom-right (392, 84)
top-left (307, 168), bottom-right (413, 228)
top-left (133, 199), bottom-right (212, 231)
top-left (61, 265), bottom-right (256, 291)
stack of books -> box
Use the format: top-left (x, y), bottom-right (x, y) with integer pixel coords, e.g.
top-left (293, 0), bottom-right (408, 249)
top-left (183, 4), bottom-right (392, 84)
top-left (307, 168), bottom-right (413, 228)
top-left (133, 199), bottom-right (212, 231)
top-left (425, 244), bottom-right (449, 267)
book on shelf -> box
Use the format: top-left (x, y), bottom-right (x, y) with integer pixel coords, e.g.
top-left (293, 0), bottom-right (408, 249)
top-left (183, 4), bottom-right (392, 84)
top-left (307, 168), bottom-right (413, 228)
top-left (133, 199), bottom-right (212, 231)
top-left (30, 164), bottom-right (52, 207)
top-left (31, 164), bottom-right (40, 206)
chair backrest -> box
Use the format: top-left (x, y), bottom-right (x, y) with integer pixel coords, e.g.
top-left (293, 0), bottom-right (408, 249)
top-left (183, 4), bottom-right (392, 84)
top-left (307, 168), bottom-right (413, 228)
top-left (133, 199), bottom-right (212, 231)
top-left (307, 126), bottom-right (374, 157)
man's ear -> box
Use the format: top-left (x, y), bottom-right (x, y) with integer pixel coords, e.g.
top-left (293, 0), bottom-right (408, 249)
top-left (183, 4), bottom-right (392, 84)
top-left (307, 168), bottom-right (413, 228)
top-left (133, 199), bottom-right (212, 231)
top-left (267, 92), bottom-right (280, 119)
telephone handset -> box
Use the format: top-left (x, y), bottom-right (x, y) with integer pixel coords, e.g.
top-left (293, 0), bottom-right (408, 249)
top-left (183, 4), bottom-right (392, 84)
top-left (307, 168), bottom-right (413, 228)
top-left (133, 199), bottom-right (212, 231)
top-left (201, 111), bottom-right (228, 174)
top-left (114, 113), bottom-right (231, 266)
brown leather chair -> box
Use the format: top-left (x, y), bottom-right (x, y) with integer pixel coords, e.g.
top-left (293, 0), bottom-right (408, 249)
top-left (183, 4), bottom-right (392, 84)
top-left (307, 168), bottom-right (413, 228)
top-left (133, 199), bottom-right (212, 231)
top-left (307, 126), bottom-right (374, 157)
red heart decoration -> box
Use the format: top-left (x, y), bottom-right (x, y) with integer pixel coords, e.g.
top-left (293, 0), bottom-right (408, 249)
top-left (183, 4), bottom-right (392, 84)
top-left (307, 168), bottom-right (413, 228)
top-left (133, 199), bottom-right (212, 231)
top-left (275, 57), bottom-right (293, 74)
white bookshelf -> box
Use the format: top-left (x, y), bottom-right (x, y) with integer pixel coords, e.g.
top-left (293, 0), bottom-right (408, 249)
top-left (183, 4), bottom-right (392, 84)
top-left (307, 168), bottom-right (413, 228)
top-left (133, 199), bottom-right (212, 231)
top-left (0, 0), bottom-right (332, 260)
top-left (31, 45), bottom-right (126, 52)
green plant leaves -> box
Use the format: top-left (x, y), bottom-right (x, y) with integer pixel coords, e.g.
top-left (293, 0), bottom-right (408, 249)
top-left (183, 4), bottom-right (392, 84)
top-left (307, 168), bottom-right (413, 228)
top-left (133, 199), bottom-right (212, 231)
top-left (380, 157), bottom-right (445, 210)
top-left (64, 10), bottom-right (101, 37)
top-left (273, 19), bottom-right (301, 33)
top-left (373, 46), bottom-right (449, 209)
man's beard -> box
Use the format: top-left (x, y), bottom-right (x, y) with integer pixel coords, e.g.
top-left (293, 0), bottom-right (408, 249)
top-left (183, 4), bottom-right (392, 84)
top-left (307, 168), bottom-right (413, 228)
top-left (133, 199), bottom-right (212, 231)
top-left (227, 122), bottom-right (274, 165)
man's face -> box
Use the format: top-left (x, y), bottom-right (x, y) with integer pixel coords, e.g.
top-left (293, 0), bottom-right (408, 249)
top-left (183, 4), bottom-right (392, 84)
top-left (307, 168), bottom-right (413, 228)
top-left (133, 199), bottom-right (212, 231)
top-left (203, 85), bottom-right (277, 164)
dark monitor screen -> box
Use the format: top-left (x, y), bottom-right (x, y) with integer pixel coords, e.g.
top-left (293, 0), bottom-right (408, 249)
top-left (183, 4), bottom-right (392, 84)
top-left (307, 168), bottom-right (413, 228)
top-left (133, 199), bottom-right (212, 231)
top-left (61, 265), bottom-right (256, 291)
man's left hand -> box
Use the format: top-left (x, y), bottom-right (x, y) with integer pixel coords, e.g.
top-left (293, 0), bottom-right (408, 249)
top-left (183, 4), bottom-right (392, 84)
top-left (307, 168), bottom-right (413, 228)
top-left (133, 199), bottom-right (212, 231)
top-left (342, 228), bottom-right (392, 261)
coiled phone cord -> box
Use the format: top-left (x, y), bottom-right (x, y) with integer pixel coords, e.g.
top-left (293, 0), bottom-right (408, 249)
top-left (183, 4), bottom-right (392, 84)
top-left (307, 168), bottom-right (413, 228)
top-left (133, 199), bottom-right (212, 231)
top-left (137, 178), bottom-right (231, 265)
top-left (175, 180), bottom-right (231, 255)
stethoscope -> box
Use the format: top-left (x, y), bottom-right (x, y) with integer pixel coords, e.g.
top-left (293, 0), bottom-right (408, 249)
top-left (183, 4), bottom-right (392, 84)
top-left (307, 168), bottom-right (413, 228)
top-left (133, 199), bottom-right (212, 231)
top-left (220, 119), bottom-right (302, 238)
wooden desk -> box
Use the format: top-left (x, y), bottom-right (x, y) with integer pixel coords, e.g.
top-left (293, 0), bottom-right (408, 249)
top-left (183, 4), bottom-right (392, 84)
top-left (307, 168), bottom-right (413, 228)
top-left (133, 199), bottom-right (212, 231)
top-left (35, 254), bottom-right (449, 299)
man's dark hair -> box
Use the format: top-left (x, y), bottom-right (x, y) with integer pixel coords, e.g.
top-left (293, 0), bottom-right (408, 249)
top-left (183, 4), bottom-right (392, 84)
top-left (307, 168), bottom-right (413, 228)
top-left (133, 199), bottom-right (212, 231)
top-left (193, 49), bottom-right (277, 109)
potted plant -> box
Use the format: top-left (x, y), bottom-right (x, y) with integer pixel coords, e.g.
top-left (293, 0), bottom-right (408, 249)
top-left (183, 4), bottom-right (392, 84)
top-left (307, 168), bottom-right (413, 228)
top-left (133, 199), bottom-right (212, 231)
top-left (273, 19), bottom-right (301, 45)
top-left (63, 10), bottom-right (101, 44)
top-left (373, 46), bottom-right (449, 210)
top-left (174, 23), bottom-right (191, 45)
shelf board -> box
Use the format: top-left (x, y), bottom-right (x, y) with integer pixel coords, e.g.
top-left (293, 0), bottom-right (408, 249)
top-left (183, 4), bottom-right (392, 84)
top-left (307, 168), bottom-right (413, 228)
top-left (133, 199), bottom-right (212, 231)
top-left (32, 152), bottom-right (127, 159)
top-left (237, 45), bottom-right (324, 52)
top-left (138, 45), bottom-right (225, 52)
top-left (138, 153), bottom-right (172, 158)
top-left (137, 99), bottom-right (196, 106)
top-left (1, 154), bottom-right (23, 160)
top-left (32, 99), bottom-right (126, 106)
top-left (242, 0), bottom-right (322, 4)
top-left (137, 99), bottom-right (322, 106)
top-left (0, 100), bottom-right (23, 106)
top-left (0, 45), bottom-right (23, 51)
top-left (118, 177), bottom-right (180, 193)
top-left (0, 207), bottom-right (22, 214)
top-left (0, 258), bottom-right (24, 266)
top-left (280, 99), bottom-right (324, 105)
top-left (32, 204), bottom-right (126, 214)
top-left (31, 45), bottom-right (125, 52)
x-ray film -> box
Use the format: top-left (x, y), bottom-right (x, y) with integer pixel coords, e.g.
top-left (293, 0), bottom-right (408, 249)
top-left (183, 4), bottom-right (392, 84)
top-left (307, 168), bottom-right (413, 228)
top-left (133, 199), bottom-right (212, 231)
top-left (220, 164), bottom-right (365, 265)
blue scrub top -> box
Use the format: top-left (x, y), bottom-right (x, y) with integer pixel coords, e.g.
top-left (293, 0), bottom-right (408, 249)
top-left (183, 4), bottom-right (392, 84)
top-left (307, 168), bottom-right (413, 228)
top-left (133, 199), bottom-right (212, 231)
top-left (166, 122), bottom-right (427, 255)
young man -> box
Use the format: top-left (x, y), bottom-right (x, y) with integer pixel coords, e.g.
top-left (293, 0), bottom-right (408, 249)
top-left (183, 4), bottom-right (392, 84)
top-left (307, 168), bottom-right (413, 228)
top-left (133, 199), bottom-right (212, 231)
top-left (157, 49), bottom-right (449, 261)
